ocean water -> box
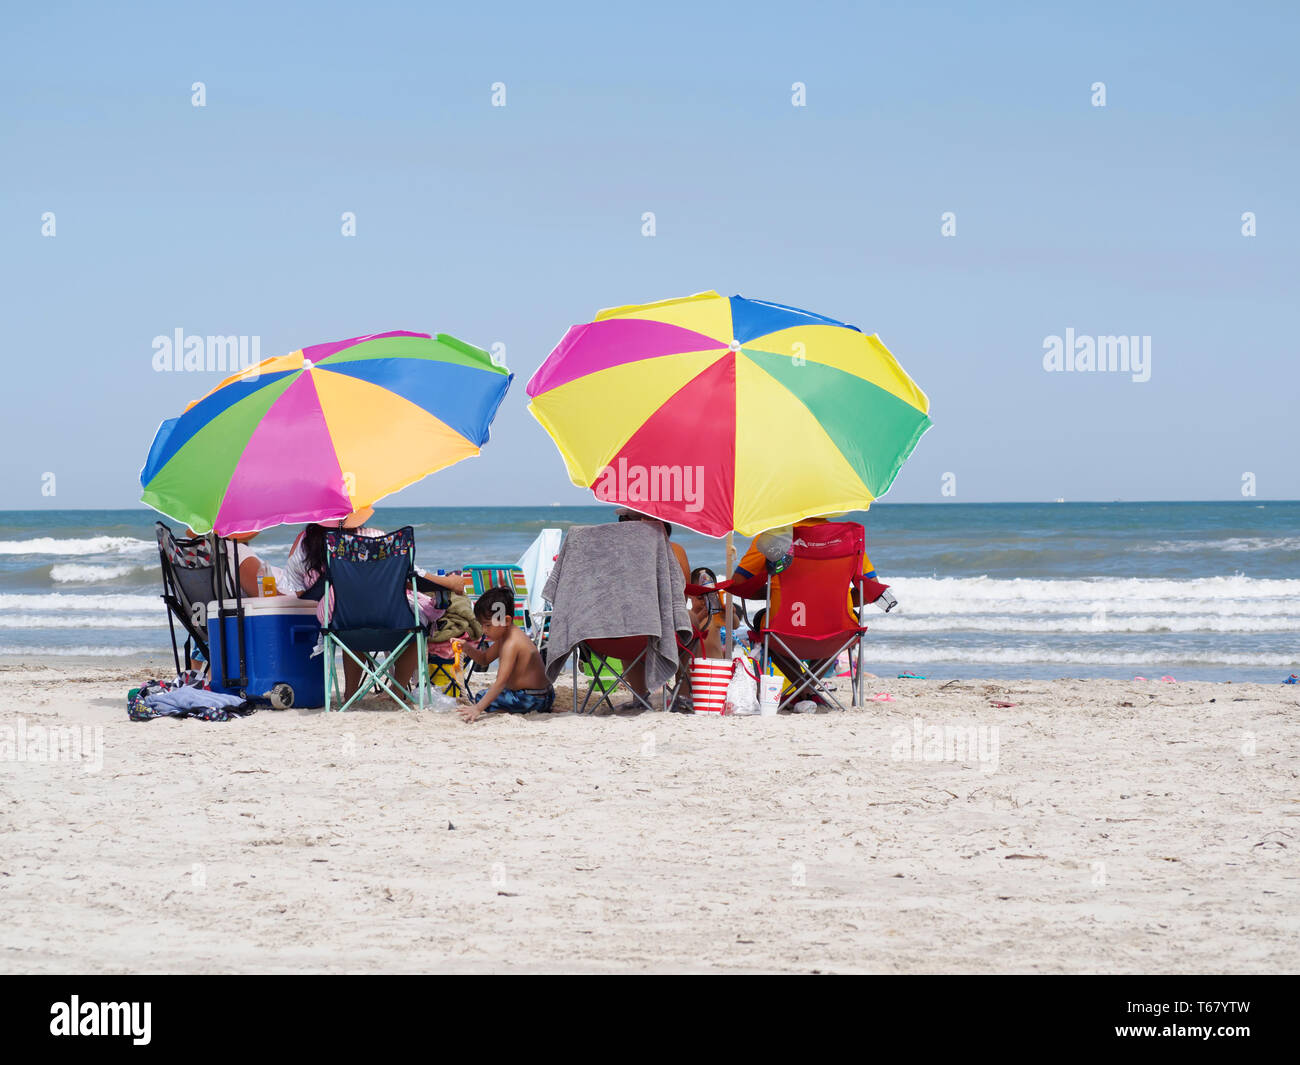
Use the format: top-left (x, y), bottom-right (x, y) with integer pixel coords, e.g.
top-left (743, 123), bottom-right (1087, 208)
top-left (0, 502), bottom-right (1296, 683)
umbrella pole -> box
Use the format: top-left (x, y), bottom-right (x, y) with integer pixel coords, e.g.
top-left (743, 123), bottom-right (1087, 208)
top-left (724, 531), bottom-right (735, 657)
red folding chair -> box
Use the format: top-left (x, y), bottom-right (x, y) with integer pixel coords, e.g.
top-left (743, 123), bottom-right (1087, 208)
top-left (748, 521), bottom-right (873, 711)
top-left (572, 635), bottom-right (654, 715)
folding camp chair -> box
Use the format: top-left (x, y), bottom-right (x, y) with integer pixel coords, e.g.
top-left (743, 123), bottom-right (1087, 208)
top-left (428, 661), bottom-right (461, 696)
top-left (527, 601), bottom-right (552, 654)
top-left (322, 526), bottom-right (429, 712)
top-left (572, 636), bottom-right (654, 715)
top-left (747, 521), bottom-right (871, 712)
top-left (155, 521), bottom-right (235, 677)
top-left (427, 639), bottom-right (470, 698)
top-left (446, 563), bottom-right (550, 678)
top-left (461, 564), bottom-right (529, 626)
top-left (413, 579), bottom-right (465, 696)
top-left (549, 524), bottom-right (683, 715)
top-left (443, 563), bottom-right (530, 693)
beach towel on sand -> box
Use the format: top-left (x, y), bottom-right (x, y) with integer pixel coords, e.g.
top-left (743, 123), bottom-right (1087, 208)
top-left (542, 522), bottom-right (691, 692)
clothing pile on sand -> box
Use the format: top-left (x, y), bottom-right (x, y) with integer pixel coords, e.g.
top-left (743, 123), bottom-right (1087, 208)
top-left (128, 672), bottom-right (255, 722)
top-left (428, 593), bottom-right (483, 658)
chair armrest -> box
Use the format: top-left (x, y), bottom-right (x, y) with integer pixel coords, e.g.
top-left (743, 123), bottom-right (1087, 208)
top-left (691, 573), bottom-right (768, 600)
top-left (856, 576), bottom-right (891, 604)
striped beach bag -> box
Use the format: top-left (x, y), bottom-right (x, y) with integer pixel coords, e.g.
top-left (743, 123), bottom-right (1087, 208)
top-left (689, 657), bottom-right (734, 715)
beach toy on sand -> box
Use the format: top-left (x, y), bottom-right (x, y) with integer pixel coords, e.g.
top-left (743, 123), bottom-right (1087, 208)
top-left (141, 331), bottom-right (511, 536)
top-left (869, 692), bottom-right (895, 702)
top-left (1284, 674), bottom-right (1298, 685)
top-left (898, 671), bottom-right (927, 680)
top-left (1159, 675), bottom-right (1177, 683)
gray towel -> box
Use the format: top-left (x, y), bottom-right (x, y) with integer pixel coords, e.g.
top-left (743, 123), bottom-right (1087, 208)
top-left (543, 522), bottom-right (690, 691)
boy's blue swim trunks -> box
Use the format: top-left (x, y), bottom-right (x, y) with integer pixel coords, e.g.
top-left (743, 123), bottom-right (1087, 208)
top-left (476, 687), bottom-right (555, 714)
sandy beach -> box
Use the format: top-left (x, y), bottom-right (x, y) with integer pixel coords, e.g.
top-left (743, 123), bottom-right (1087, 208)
top-left (2, 657), bottom-right (1296, 974)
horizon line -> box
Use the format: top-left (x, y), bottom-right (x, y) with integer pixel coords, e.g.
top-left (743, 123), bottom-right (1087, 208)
top-left (2, 498), bottom-right (1297, 514)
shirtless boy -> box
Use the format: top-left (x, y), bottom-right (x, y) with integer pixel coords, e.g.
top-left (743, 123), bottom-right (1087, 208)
top-left (455, 587), bottom-right (555, 722)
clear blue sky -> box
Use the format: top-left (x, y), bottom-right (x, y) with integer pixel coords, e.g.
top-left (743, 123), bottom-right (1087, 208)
top-left (4, 0), bottom-right (1297, 510)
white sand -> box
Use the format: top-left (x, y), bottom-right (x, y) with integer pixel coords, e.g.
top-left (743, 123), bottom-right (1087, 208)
top-left (1, 658), bottom-right (1297, 973)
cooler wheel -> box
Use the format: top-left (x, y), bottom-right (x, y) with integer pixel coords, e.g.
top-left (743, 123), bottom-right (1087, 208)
top-left (269, 683), bottom-right (295, 710)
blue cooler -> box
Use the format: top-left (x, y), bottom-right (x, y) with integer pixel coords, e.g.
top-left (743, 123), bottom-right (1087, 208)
top-left (206, 598), bottom-right (324, 708)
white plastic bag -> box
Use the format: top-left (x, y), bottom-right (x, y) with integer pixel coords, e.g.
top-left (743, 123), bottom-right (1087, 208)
top-left (724, 650), bottom-right (760, 716)
top-left (426, 688), bottom-right (459, 712)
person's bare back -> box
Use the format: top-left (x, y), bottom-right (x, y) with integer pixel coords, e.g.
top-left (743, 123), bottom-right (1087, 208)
top-left (493, 624), bottom-right (549, 691)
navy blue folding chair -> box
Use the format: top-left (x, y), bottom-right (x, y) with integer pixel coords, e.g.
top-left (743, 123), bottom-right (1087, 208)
top-left (322, 526), bottom-right (429, 712)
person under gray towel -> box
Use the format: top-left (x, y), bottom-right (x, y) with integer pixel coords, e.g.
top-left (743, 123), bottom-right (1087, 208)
top-left (542, 521), bottom-right (691, 700)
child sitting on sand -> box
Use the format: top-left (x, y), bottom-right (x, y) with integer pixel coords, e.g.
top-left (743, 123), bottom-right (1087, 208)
top-left (454, 587), bottom-right (555, 722)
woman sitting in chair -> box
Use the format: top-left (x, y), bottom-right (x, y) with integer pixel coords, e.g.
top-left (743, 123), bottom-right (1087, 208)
top-left (731, 517), bottom-right (893, 708)
top-left (284, 507), bottom-right (438, 702)
top-left (284, 508), bottom-right (383, 602)
top-left (286, 511), bottom-right (462, 602)
top-left (186, 528), bottom-right (286, 599)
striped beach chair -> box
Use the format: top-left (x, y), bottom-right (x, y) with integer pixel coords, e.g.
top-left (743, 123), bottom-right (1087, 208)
top-left (461, 564), bottom-right (529, 627)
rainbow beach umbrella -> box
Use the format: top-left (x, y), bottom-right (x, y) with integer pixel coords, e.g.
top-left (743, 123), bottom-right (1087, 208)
top-left (141, 330), bottom-right (511, 535)
top-left (526, 291), bottom-right (931, 538)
